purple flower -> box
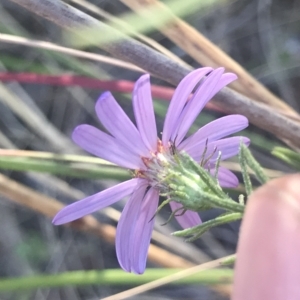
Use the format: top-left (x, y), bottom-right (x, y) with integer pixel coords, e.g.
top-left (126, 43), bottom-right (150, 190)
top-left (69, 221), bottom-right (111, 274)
top-left (53, 67), bottom-right (249, 274)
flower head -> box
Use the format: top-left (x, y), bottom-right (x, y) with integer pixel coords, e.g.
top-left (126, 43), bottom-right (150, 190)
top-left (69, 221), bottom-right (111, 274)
top-left (53, 67), bottom-right (249, 274)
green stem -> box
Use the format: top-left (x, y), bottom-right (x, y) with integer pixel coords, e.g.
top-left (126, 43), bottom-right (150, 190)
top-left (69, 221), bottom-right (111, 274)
top-left (272, 147), bottom-right (300, 170)
top-left (0, 157), bottom-right (130, 180)
top-left (220, 255), bottom-right (236, 266)
top-left (0, 269), bottom-right (233, 291)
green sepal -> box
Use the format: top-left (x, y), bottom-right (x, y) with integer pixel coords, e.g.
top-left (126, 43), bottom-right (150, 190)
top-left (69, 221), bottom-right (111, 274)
top-left (164, 151), bottom-right (245, 214)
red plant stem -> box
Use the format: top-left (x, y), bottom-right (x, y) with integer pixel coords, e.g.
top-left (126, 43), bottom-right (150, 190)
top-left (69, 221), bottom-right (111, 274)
top-left (0, 72), bottom-right (220, 112)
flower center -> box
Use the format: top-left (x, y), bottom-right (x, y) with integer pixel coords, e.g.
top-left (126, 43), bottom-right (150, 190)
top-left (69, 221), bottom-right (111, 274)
top-left (135, 139), bottom-right (178, 192)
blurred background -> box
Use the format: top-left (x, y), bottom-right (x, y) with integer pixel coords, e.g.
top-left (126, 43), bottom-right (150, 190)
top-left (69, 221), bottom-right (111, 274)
top-left (0, 0), bottom-right (299, 299)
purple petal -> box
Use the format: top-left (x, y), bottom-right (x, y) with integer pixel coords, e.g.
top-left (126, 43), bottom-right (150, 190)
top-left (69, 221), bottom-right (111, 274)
top-left (95, 92), bottom-right (149, 156)
top-left (116, 180), bottom-right (148, 272)
top-left (172, 68), bottom-right (224, 143)
top-left (131, 187), bottom-right (159, 274)
top-left (169, 201), bottom-right (202, 229)
top-left (133, 74), bottom-right (158, 152)
top-left (162, 67), bottom-right (213, 147)
top-left (72, 124), bottom-right (144, 170)
top-left (174, 69), bottom-right (237, 144)
top-left (210, 72), bottom-right (237, 95)
top-left (210, 166), bottom-right (239, 188)
top-left (188, 136), bottom-right (250, 163)
top-left (178, 115), bottom-right (248, 152)
top-left (52, 178), bottom-right (139, 225)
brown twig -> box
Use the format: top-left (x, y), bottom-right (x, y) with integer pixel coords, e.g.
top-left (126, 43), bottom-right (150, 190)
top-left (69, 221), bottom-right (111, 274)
top-left (120, 0), bottom-right (297, 116)
top-left (7, 0), bottom-right (300, 148)
top-left (8, 0), bottom-right (191, 83)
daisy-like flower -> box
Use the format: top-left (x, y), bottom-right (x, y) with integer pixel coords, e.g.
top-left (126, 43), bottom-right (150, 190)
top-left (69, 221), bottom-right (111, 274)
top-left (53, 67), bottom-right (249, 274)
